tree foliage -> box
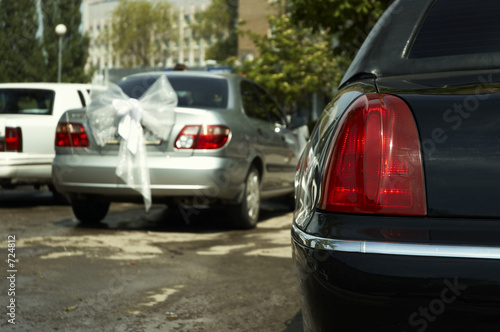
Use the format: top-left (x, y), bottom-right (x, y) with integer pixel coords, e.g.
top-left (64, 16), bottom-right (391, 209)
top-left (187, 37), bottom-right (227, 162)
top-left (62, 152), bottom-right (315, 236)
top-left (191, 0), bottom-right (238, 61)
top-left (0, 0), bottom-right (45, 82)
top-left (290, 0), bottom-right (392, 58)
top-left (109, 0), bottom-right (176, 68)
top-left (236, 14), bottom-right (344, 112)
top-left (205, 35), bottom-right (237, 62)
top-left (42, 0), bottom-right (90, 83)
top-left (0, 0), bottom-right (89, 83)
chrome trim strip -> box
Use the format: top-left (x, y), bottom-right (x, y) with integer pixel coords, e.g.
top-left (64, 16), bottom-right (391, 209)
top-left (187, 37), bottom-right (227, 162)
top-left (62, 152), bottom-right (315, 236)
top-left (62, 182), bottom-right (209, 190)
top-left (292, 224), bottom-right (500, 260)
top-left (106, 139), bottom-right (161, 145)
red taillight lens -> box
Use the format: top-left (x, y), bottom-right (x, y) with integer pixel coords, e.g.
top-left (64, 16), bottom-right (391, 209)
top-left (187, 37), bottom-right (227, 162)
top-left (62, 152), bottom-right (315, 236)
top-left (196, 125), bottom-right (230, 149)
top-left (175, 125), bottom-right (230, 150)
top-left (318, 93), bottom-right (426, 216)
top-left (5, 127), bottom-right (22, 152)
top-left (55, 123), bottom-right (89, 148)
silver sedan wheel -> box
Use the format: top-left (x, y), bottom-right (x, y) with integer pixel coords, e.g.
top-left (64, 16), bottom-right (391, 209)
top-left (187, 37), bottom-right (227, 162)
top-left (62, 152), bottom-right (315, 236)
top-left (245, 169), bottom-right (260, 221)
top-left (231, 166), bottom-right (261, 229)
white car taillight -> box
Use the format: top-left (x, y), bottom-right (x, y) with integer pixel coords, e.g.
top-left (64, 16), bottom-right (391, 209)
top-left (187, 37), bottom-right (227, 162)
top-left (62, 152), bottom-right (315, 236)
top-left (318, 93), bottom-right (426, 216)
top-left (55, 122), bottom-right (89, 148)
top-left (5, 127), bottom-right (22, 152)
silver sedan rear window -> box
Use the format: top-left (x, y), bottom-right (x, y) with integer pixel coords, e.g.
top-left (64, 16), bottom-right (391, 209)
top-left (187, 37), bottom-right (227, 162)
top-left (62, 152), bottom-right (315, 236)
top-left (119, 76), bottom-right (229, 109)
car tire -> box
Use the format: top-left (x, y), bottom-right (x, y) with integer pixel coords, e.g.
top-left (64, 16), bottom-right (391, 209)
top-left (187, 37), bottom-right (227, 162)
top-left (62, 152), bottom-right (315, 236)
top-left (231, 165), bottom-right (260, 229)
top-left (71, 195), bottom-right (110, 225)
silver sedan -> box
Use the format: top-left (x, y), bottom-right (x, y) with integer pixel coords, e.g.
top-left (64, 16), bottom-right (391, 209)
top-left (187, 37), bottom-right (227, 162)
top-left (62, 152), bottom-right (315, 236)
top-left (53, 71), bottom-right (300, 229)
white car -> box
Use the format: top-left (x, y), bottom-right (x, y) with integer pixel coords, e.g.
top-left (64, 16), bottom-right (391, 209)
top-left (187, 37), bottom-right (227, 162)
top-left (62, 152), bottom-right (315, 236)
top-left (0, 83), bottom-right (91, 192)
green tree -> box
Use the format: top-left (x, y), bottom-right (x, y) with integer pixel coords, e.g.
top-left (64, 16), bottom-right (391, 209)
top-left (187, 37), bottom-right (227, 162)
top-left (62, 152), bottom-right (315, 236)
top-left (290, 0), bottom-right (392, 58)
top-left (109, 0), bottom-right (176, 68)
top-left (236, 14), bottom-right (344, 112)
top-left (0, 0), bottom-right (45, 82)
top-left (191, 0), bottom-right (238, 62)
top-left (41, 0), bottom-right (90, 83)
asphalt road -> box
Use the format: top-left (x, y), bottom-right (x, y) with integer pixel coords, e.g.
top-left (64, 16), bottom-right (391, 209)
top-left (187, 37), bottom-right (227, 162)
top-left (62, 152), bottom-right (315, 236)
top-left (0, 187), bottom-right (303, 332)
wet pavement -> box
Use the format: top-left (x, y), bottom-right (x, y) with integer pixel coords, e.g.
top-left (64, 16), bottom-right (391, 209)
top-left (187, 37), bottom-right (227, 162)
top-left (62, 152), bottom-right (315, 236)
top-left (0, 187), bottom-right (302, 332)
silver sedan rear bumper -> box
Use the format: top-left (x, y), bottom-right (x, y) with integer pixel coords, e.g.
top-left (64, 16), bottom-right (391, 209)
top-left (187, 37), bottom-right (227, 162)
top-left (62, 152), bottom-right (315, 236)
top-left (52, 154), bottom-right (248, 202)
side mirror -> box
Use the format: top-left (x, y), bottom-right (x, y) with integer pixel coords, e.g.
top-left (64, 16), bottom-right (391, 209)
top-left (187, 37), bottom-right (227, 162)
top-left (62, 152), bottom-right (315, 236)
top-left (288, 113), bottom-right (308, 130)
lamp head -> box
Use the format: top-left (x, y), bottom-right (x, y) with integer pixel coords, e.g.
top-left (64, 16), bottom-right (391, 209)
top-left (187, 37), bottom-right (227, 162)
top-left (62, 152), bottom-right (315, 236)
top-left (55, 24), bottom-right (67, 36)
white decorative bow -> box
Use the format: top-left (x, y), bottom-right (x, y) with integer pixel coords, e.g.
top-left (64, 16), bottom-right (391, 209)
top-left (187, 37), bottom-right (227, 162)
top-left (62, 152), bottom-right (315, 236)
top-left (113, 98), bottom-right (144, 155)
top-left (86, 75), bottom-right (178, 211)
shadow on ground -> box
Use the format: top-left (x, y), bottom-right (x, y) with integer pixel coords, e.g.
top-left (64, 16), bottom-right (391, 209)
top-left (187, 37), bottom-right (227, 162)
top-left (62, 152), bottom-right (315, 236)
top-left (283, 310), bottom-right (303, 332)
top-left (0, 186), bottom-right (68, 208)
top-left (1, 186), bottom-right (294, 234)
top-left (53, 196), bottom-right (294, 234)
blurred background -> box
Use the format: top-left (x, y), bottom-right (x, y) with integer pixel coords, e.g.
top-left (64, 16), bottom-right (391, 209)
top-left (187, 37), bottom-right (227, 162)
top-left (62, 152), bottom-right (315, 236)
top-left (0, 0), bottom-right (393, 125)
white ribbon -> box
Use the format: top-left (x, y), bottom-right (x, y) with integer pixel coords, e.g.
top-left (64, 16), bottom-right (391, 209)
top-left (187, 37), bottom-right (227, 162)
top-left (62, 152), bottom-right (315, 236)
top-left (113, 98), bottom-right (144, 155)
top-left (86, 75), bottom-right (177, 212)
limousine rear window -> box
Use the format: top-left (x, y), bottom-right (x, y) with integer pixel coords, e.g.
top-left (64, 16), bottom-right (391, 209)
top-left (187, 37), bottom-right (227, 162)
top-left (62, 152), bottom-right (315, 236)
top-left (409, 0), bottom-right (500, 58)
top-left (0, 89), bottom-right (55, 115)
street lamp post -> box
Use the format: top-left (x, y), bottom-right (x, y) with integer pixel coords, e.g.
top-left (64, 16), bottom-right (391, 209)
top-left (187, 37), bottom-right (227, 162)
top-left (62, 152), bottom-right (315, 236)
top-left (55, 24), bottom-right (67, 83)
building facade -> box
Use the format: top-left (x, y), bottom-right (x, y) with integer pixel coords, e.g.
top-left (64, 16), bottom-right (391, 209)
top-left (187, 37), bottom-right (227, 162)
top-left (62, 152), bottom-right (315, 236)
top-left (237, 0), bottom-right (284, 62)
top-left (82, 0), bottom-right (212, 75)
